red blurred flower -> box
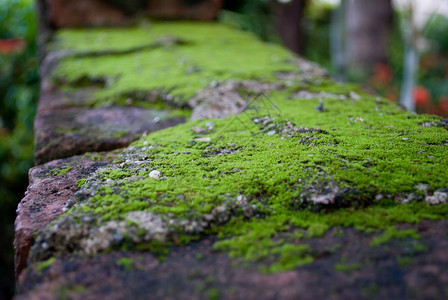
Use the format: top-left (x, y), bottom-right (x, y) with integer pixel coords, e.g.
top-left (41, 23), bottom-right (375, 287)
top-left (0, 38), bottom-right (25, 54)
top-left (414, 86), bottom-right (430, 107)
top-left (373, 63), bottom-right (393, 84)
top-left (368, 63), bottom-right (394, 91)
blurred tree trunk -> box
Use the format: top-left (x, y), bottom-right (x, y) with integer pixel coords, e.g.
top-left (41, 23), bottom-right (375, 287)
top-left (330, 0), bottom-right (348, 81)
top-left (275, 0), bottom-right (306, 55)
top-left (399, 3), bottom-right (419, 112)
top-left (345, 0), bottom-right (393, 68)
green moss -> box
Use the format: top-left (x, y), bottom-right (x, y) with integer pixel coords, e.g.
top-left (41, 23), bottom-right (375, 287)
top-left (334, 262), bottom-right (362, 272)
top-left (307, 223), bottom-right (328, 237)
top-left (59, 88), bottom-right (447, 270)
top-left (361, 284), bottom-right (380, 298)
top-left (54, 285), bottom-right (86, 300)
top-left (100, 169), bottom-right (129, 180)
top-left (116, 257), bottom-right (134, 271)
top-left (50, 167), bottom-right (72, 176)
top-left (208, 289), bottom-right (220, 300)
top-left (370, 227), bottom-right (420, 247)
top-left (134, 241), bottom-right (170, 260)
top-left (81, 152), bottom-right (103, 162)
top-left (72, 285), bottom-right (85, 293)
top-left (111, 130), bottom-right (129, 139)
top-left (411, 243), bottom-right (428, 252)
top-left (264, 244), bottom-right (314, 273)
top-left (396, 256), bottom-right (413, 266)
top-left (35, 257), bottom-right (56, 271)
top-left (306, 78), bottom-right (366, 96)
top-left (76, 178), bottom-right (86, 188)
top-left (334, 229), bottom-right (344, 237)
top-left (51, 22), bottom-right (297, 106)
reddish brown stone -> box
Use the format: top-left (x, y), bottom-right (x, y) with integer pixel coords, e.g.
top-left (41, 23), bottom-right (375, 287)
top-left (44, 0), bottom-right (223, 29)
top-left (147, 0), bottom-right (223, 21)
top-left (15, 221), bottom-right (448, 299)
top-left (47, 0), bottom-right (129, 28)
top-left (34, 91), bottom-right (185, 165)
top-left (14, 153), bottom-right (115, 278)
top-left (37, 89), bottom-right (99, 114)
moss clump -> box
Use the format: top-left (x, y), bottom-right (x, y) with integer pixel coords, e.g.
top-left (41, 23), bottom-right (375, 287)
top-left (51, 22), bottom-right (298, 107)
top-left (334, 262), bottom-right (362, 273)
top-left (263, 244), bottom-right (314, 273)
top-left (81, 153), bottom-right (103, 162)
top-left (307, 223), bottom-right (328, 237)
top-left (396, 256), bottom-right (413, 266)
top-left (35, 257), bottom-right (56, 271)
top-left (54, 284), bottom-right (86, 300)
top-left (208, 289), bottom-right (220, 300)
top-left (50, 167), bottom-right (72, 176)
top-left (76, 179), bottom-right (86, 188)
top-left (116, 257), bottom-right (134, 271)
top-left (370, 227), bottom-right (420, 247)
top-left (100, 169), bottom-right (130, 180)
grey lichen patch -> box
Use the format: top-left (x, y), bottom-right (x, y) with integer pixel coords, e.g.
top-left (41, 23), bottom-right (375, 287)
top-left (189, 80), bottom-right (283, 120)
top-left (299, 179), bottom-right (360, 208)
top-left (253, 116), bottom-right (325, 140)
top-left (419, 118), bottom-right (448, 130)
top-left (276, 57), bottom-right (328, 82)
top-left (293, 90), bottom-right (361, 100)
top-left (30, 192), bottom-right (256, 262)
top-left (202, 144), bottom-right (240, 157)
top-left (425, 191), bottom-right (448, 205)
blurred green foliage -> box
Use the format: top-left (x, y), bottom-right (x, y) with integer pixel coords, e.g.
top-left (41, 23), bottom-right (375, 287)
top-left (420, 14), bottom-right (448, 111)
top-left (302, 2), bottom-right (333, 69)
top-left (425, 14), bottom-right (448, 55)
top-left (220, 1), bottom-right (333, 69)
top-left (220, 0), bottom-right (279, 43)
top-left (0, 0), bottom-right (38, 298)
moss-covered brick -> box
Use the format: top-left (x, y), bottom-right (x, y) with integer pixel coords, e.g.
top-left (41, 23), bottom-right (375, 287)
top-left (29, 21), bottom-right (448, 273)
top-left (51, 22), bottom-right (299, 107)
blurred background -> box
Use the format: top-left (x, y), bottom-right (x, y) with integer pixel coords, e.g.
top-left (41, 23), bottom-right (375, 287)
top-left (1, 0), bottom-right (38, 299)
top-left (0, 0), bottom-right (447, 298)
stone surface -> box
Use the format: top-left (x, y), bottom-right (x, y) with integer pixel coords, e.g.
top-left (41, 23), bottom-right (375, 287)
top-left (147, 0), bottom-right (223, 21)
top-left (47, 0), bottom-right (129, 28)
top-left (16, 220), bottom-right (448, 300)
top-left (43, 0), bottom-right (223, 29)
top-left (34, 102), bottom-right (185, 165)
top-left (14, 152), bottom-right (115, 277)
top-left (189, 80), bottom-right (282, 120)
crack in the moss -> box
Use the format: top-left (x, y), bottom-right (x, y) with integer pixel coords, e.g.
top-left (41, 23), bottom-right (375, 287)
top-left (69, 36), bottom-right (188, 58)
